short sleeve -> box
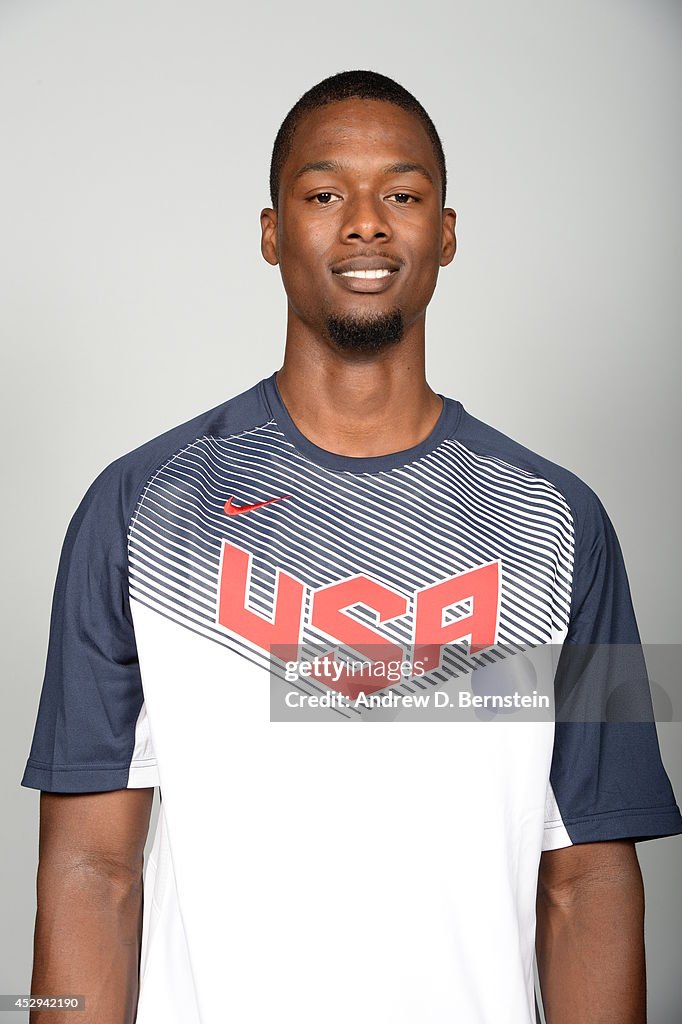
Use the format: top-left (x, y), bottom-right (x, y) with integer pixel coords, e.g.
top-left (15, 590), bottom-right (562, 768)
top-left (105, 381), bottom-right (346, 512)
top-left (543, 488), bottom-right (682, 849)
top-left (20, 461), bottom-right (160, 793)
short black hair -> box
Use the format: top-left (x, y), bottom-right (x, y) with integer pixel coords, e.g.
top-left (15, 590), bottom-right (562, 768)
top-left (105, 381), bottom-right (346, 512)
top-left (269, 70), bottom-right (447, 209)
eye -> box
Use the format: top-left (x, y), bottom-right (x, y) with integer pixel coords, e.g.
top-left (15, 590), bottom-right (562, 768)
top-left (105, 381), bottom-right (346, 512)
top-left (388, 193), bottom-right (419, 204)
top-left (309, 192), bottom-right (342, 205)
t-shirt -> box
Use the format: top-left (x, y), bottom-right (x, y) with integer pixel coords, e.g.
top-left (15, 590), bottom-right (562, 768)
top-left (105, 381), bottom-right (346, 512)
top-left (21, 372), bottom-right (682, 1024)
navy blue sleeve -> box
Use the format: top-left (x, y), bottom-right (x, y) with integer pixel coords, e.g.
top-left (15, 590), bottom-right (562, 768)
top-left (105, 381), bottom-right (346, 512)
top-left (545, 487), bottom-right (682, 847)
top-left (20, 460), bottom-right (159, 793)
top-left (19, 387), bottom-right (267, 794)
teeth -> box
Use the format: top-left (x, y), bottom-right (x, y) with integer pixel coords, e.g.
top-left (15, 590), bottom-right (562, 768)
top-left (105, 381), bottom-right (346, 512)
top-left (339, 268), bottom-right (393, 279)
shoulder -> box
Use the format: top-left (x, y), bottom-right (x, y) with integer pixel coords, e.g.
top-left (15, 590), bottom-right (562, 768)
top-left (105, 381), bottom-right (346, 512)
top-left (452, 403), bottom-right (607, 547)
top-left (70, 379), bottom-right (272, 531)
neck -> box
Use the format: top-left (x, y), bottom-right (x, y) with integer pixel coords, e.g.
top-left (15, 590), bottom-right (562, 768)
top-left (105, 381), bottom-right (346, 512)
top-left (275, 314), bottom-right (442, 459)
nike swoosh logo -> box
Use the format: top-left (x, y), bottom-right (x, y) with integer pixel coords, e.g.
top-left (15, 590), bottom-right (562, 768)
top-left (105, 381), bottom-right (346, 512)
top-left (224, 494), bottom-right (291, 516)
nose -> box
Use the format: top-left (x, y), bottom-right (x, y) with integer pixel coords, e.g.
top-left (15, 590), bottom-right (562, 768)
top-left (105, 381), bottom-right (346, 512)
top-left (340, 190), bottom-right (392, 244)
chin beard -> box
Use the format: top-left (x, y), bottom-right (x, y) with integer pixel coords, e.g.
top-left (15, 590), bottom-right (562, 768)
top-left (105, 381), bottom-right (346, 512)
top-left (325, 309), bottom-right (404, 354)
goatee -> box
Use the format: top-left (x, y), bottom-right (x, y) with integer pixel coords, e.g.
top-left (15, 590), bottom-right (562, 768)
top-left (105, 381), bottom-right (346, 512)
top-left (325, 309), bottom-right (404, 354)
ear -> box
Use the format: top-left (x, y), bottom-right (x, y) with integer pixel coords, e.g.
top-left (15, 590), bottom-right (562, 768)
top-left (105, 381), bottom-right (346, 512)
top-left (439, 208), bottom-right (457, 267)
top-left (260, 207), bottom-right (279, 266)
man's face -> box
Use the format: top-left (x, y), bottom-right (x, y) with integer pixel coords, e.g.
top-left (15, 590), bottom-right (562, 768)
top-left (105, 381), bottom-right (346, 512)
top-left (261, 98), bottom-right (456, 354)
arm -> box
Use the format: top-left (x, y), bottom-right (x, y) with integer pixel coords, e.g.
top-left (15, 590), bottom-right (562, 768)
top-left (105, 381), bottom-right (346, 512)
top-left (535, 839), bottom-right (646, 1024)
top-left (30, 788), bottom-right (155, 1024)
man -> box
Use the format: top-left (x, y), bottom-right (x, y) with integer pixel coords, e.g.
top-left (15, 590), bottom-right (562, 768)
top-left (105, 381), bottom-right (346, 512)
top-left (22, 70), bottom-right (681, 1024)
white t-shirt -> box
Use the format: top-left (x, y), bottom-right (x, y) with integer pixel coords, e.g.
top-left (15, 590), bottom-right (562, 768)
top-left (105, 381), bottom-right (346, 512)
top-left (22, 372), bottom-right (682, 1023)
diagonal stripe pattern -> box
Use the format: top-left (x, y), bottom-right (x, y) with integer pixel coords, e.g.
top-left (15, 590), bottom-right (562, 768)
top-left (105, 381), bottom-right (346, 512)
top-left (128, 417), bottom-right (575, 709)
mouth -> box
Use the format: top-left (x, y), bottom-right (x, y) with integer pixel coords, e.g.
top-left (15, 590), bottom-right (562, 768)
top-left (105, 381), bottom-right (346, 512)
top-left (330, 256), bottom-right (402, 294)
top-left (337, 268), bottom-right (394, 280)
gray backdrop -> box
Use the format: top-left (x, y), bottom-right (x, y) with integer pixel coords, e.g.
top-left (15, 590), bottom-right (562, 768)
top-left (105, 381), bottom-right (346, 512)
top-left (1, 1), bottom-right (680, 1020)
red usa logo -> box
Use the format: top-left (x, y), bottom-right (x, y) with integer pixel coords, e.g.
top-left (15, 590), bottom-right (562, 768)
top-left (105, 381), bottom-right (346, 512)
top-left (216, 541), bottom-right (501, 699)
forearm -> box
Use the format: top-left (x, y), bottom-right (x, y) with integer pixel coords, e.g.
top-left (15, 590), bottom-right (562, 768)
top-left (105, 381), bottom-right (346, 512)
top-left (30, 857), bottom-right (144, 1024)
top-left (536, 853), bottom-right (646, 1023)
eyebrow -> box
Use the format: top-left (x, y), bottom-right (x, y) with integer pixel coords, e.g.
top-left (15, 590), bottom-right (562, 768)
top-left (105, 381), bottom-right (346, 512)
top-left (293, 159), bottom-right (435, 186)
top-left (293, 160), bottom-right (346, 179)
top-left (382, 162), bottom-right (434, 185)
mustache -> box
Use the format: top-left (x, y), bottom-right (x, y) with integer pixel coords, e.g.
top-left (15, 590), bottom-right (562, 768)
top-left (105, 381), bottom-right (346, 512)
top-left (328, 250), bottom-right (405, 268)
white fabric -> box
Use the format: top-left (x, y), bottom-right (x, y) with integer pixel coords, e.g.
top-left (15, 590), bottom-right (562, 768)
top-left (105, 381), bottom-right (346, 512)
top-left (131, 599), bottom-right (560, 1024)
